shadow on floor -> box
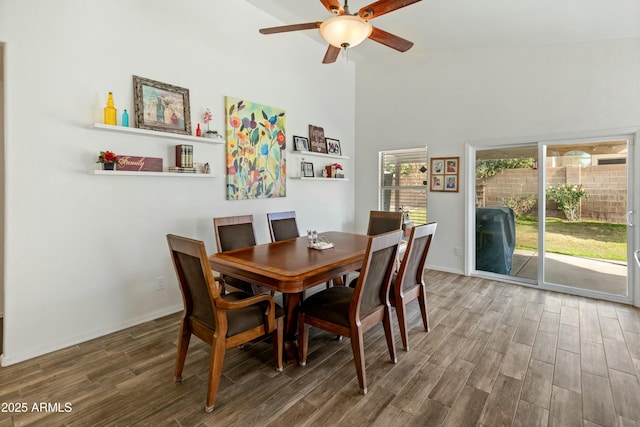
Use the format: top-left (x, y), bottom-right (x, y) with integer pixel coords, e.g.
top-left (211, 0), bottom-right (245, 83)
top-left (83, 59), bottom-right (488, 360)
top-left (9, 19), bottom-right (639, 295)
top-left (508, 249), bottom-right (627, 295)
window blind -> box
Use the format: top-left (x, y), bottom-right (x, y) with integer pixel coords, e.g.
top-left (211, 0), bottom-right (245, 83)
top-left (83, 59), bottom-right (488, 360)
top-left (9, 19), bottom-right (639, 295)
top-left (378, 148), bottom-right (428, 225)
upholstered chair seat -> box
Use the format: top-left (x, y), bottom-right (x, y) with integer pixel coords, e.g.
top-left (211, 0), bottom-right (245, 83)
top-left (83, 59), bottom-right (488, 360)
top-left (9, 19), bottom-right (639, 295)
top-left (299, 287), bottom-right (353, 327)
top-left (221, 292), bottom-right (285, 336)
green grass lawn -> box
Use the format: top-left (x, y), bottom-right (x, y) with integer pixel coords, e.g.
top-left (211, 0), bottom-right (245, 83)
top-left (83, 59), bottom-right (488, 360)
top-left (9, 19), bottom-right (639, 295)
top-left (515, 216), bottom-right (627, 261)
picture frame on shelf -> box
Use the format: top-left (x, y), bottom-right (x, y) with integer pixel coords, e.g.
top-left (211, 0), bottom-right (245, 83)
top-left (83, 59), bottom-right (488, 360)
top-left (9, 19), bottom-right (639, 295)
top-left (325, 138), bottom-right (341, 156)
top-left (301, 162), bottom-right (314, 177)
top-left (430, 156), bottom-right (460, 192)
top-left (133, 75), bottom-right (191, 135)
top-left (308, 124), bottom-right (327, 154)
top-left (293, 135), bottom-right (309, 151)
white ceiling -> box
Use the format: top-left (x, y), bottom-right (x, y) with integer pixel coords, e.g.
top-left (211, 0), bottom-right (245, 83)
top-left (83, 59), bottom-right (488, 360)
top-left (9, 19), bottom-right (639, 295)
top-left (246, 0), bottom-right (640, 62)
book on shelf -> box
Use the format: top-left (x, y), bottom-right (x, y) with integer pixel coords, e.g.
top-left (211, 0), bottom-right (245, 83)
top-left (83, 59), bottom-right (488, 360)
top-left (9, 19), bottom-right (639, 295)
top-left (175, 144), bottom-right (193, 168)
top-left (168, 166), bottom-right (197, 173)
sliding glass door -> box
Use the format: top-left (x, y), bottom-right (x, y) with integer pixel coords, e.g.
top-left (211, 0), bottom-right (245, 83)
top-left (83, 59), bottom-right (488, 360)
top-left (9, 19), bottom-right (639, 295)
top-left (542, 139), bottom-right (629, 296)
top-left (471, 133), bottom-right (635, 302)
top-left (475, 145), bottom-right (539, 284)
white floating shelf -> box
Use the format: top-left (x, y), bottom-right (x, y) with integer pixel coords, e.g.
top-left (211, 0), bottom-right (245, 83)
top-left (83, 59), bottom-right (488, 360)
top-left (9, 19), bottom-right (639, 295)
top-left (292, 151), bottom-right (349, 160)
top-left (92, 123), bottom-right (225, 144)
top-left (291, 177), bottom-right (349, 181)
top-left (92, 170), bottom-right (218, 178)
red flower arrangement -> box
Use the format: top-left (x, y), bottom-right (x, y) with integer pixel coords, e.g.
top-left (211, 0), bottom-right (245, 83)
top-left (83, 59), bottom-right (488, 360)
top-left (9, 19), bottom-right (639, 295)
top-left (97, 150), bottom-right (119, 164)
top-left (332, 163), bottom-right (343, 170)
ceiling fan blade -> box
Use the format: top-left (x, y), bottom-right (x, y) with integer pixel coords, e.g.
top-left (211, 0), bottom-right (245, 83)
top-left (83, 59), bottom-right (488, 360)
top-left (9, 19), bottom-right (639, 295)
top-left (319, 0), bottom-right (344, 15)
top-left (358, 0), bottom-right (422, 20)
top-left (322, 45), bottom-right (341, 64)
top-left (259, 22), bottom-right (321, 35)
top-left (368, 27), bottom-right (414, 52)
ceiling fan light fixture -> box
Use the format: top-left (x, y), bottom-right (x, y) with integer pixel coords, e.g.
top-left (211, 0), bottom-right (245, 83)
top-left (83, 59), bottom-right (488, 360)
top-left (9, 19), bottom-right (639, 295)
top-left (319, 15), bottom-right (372, 49)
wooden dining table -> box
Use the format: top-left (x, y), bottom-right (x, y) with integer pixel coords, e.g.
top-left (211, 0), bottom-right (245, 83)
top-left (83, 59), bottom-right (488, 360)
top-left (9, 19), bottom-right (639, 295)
top-left (208, 231), bottom-right (369, 362)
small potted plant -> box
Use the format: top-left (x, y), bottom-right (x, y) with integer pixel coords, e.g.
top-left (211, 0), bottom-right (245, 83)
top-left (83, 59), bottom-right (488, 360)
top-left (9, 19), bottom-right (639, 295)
top-left (325, 163), bottom-right (343, 178)
top-left (333, 163), bottom-right (344, 179)
top-left (203, 108), bottom-right (219, 139)
top-left (97, 150), bottom-right (119, 170)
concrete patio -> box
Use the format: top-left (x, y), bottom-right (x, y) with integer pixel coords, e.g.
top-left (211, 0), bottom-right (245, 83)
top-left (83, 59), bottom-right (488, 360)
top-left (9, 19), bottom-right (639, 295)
top-left (510, 248), bottom-right (628, 295)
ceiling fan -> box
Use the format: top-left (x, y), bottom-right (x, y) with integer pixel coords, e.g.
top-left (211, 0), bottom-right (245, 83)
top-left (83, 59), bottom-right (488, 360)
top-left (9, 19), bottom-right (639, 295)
top-left (259, 0), bottom-right (423, 64)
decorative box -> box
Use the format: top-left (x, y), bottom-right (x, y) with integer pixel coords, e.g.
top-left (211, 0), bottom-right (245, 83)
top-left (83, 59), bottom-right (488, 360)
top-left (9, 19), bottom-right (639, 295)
top-left (116, 156), bottom-right (163, 172)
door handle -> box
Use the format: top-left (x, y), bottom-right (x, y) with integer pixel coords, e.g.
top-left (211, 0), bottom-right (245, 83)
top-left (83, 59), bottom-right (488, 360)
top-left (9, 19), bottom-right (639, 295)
top-left (626, 211), bottom-right (635, 227)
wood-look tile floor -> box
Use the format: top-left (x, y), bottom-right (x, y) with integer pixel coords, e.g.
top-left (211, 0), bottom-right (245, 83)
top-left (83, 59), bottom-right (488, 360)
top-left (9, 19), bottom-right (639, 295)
top-left (1, 271), bottom-right (640, 426)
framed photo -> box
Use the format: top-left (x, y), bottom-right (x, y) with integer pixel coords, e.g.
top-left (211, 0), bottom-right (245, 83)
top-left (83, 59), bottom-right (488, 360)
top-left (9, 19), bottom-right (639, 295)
top-left (293, 135), bottom-right (309, 151)
top-left (309, 124), bottom-right (327, 154)
top-left (445, 175), bottom-right (458, 191)
top-left (446, 158), bottom-right (458, 174)
top-left (430, 156), bottom-right (460, 192)
top-left (431, 175), bottom-right (444, 191)
top-left (133, 75), bottom-right (191, 135)
top-left (301, 162), bottom-right (314, 178)
top-left (325, 138), bottom-right (341, 156)
top-left (432, 159), bottom-right (444, 174)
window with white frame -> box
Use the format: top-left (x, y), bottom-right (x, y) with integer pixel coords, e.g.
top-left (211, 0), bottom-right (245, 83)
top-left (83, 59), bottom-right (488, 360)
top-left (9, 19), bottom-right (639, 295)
top-left (378, 147), bottom-right (429, 225)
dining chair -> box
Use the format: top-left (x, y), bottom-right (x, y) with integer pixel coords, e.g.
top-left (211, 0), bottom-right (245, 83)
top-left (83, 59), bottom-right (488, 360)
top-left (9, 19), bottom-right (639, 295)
top-left (166, 234), bottom-right (284, 412)
top-left (297, 229), bottom-right (403, 395)
top-left (267, 211), bottom-right (299, 242)
top-left (391, 222), bottom-right (437, 351)
top-left (213, 215), bottom-right (267, 295)
top-left (336, 209), bottom-right (405, 286)
top-left (367, 210), bottom-right (404, 236)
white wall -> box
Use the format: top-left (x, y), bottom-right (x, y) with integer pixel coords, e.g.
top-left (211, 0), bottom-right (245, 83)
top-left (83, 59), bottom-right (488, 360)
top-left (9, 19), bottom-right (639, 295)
top-left (0, 0), bottom-right (356, 365)
top-left (0, 43), bottom-right (4, 319)
top-left (355, 39), bottom-right (640, 274)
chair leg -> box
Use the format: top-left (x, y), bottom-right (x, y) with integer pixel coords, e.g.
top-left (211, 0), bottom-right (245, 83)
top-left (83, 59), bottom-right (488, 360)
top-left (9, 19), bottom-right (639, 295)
top-left (331, 274), bottom-right (346, 287)
top-left (350, 328), bottom-right (367, 395)
top-left (395, 298), bottom-right (410, 351)
top-left (383, 306), bottom-right (398, 364)
top-left (204, 336), bottom-right (226, 413)
top-left (273, 317), bottom-right (284, 372)
top-left (298, 313), bottom-right (309, 366)
top-left (174, 319), bottom-right (191, 383)
top-left (216, 277), bottom-right (226, 295)
top-left (418, 285), bottom-right (430, 332)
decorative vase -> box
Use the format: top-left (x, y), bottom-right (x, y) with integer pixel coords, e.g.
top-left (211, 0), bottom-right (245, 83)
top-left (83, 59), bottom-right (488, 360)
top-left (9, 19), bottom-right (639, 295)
top-left (204, 132), bottom-right (219, 139)
top-left (103, 162), bottom-right (116, 171)
top-left (104, 92), bottom-right (117, 125)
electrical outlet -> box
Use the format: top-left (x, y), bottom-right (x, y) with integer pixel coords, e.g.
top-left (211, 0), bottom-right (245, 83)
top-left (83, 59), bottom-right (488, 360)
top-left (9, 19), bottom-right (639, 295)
top-left (156, 276), bottom-right (165, 290)
top-left (454, 247), bottom-right (462, 256)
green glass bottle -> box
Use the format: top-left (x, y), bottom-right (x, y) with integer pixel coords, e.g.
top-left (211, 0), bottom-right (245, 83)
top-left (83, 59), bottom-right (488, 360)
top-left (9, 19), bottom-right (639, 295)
top-left (104, 92), bottom-right (117, 125)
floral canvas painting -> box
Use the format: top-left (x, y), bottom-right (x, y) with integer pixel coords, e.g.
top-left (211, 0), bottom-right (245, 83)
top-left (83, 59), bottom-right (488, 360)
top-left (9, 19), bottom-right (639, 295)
top-left (225, 97), bottom-right (286, 200)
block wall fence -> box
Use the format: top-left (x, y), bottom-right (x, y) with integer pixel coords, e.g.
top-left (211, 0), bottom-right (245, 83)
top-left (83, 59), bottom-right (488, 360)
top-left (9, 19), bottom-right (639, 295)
top-left (476, 165), bottom-right (627, 223)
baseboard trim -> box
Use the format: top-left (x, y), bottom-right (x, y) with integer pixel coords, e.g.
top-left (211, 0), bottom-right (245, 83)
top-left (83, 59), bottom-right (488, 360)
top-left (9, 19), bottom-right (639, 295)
top-left (427, 265), bottom-right (464, 276)
top-left (1, 305), bottom-right (183, 367)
